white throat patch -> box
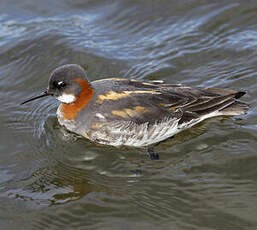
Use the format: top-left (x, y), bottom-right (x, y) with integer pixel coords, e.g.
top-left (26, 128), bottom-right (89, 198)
top-left (57, 93), bottom-right (76, 103)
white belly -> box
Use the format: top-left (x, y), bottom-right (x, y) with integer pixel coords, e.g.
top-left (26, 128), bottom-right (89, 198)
top-left (56, 106), bottom-right (220, 147)
top-left (89, 111), bottom-right (220, 147)
top-left (89, 118), bottom-right (181, 147)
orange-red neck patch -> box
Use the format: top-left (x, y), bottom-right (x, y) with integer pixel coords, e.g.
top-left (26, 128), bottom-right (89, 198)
top-left (60, 78), bottom-right (94, 120)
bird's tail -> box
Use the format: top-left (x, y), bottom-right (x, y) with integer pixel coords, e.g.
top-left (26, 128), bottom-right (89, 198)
top-left (203, 88), bottom-right (249, 116)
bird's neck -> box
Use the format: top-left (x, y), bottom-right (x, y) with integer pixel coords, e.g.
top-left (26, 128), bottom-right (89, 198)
top-left (59, 78), bottom-right (94, 120)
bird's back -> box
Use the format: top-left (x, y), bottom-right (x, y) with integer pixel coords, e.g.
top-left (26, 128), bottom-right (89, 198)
top-left (70, 78), bottom-right (248, 147)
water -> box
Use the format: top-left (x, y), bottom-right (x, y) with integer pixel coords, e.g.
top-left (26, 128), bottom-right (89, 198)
top-left (1, 0), bottom-right (257, 229)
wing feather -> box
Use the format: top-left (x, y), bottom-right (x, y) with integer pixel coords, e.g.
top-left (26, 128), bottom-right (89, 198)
top-left (91, 79), bottom-right (246, 125)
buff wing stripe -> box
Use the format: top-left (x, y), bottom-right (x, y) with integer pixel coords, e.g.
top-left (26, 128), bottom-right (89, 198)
top-left (97, 90), bottom-right (161, 104)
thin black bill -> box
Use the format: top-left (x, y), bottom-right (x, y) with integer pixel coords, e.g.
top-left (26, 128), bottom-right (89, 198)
top-left (21, 90), bottom-right (52, 105)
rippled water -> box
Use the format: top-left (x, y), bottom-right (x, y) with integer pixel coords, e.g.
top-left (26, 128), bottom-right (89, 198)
top-left (1, 0), bottom-right (257, 229)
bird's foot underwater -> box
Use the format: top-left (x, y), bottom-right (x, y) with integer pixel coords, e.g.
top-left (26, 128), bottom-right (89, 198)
top-left (147, 146), bottom-right (159, 160)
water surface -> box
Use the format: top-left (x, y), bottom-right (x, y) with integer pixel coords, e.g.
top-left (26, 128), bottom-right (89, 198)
top-left (0, 0), bottom-right (257, 229)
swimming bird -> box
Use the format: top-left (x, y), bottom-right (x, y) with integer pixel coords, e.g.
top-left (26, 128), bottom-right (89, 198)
top-left (21, 64), bottom-right (249, 159)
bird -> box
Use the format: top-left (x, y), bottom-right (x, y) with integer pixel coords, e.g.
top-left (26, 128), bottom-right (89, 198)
top-left (21, 64), bottom-right (249, 159)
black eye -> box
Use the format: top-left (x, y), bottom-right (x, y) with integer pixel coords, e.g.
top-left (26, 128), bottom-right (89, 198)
top-left (54, 81), bottom-right (66, 88)
top-left (58, 81), bottom-right (66, 87)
